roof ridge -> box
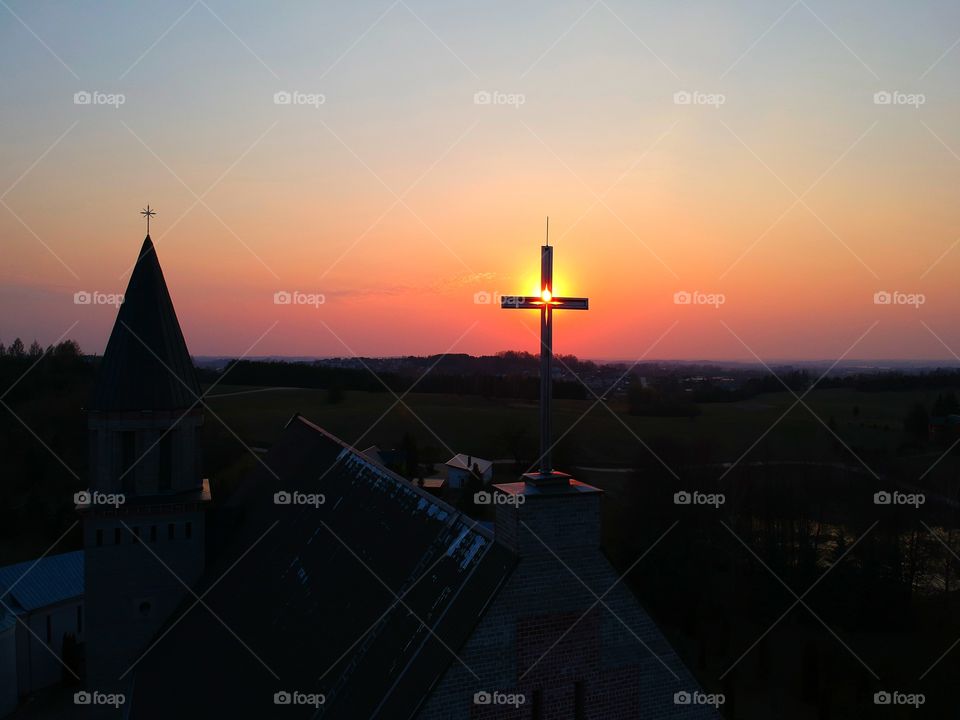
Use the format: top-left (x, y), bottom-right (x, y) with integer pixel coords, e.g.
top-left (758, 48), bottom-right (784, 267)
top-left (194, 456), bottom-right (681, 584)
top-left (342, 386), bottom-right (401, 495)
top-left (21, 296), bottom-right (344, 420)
top-left (289, 413), bottom-right (496, 542)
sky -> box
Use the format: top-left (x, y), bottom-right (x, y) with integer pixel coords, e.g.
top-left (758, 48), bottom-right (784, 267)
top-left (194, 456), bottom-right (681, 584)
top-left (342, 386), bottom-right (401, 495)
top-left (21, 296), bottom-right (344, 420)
top-left (2, 0), bottom-right (960, 362)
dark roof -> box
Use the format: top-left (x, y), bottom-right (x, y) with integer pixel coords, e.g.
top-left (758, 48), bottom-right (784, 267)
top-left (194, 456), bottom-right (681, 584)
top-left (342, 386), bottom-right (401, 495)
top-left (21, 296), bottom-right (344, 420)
top-left (0, 551), bottom-right (83, 613)
top-left (91, 235), bottom-right (200, 411)
top-left (361, 445), bottom-right (405, 468)
top-left (130, 415), bottom-right (515, 720)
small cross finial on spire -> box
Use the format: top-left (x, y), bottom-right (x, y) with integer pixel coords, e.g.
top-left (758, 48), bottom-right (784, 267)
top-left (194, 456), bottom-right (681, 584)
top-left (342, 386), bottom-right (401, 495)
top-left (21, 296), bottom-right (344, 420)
top-left (140, 205), bottom-right (156, 236)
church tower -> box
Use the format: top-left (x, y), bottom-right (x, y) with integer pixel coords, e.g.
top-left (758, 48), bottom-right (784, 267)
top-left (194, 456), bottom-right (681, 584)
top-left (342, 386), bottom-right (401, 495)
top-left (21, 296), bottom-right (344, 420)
top-left (80, 233), bottom-right (210, 684)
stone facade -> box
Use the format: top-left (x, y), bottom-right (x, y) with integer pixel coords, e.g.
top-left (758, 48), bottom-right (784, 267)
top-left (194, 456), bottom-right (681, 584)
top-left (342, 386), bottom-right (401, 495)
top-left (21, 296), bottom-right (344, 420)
top-left (82, 496), bottom-right (207, 684)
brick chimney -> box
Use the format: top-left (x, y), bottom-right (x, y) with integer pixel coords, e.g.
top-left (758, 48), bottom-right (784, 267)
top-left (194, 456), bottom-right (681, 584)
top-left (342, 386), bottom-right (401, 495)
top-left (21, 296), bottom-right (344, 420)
top-left (493, 472), bottom-right (603, 556)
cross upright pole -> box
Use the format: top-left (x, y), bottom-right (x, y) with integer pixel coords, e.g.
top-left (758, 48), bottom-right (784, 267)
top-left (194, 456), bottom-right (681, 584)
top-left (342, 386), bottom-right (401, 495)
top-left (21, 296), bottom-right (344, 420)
top-left (501, 232), bottom-right (588, 484)
top-left (540, 244), bottom-right (553, 475)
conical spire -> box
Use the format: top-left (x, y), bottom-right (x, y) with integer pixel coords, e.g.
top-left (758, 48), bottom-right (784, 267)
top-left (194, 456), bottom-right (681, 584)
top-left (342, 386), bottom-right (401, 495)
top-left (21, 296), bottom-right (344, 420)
top-left (91, 236), bottom-right (200, 411)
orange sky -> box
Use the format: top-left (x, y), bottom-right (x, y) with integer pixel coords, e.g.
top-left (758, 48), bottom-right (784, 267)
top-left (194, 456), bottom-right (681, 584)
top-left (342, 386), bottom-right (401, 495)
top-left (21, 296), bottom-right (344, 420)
top-left (2, 2), bottom-right (960, 361)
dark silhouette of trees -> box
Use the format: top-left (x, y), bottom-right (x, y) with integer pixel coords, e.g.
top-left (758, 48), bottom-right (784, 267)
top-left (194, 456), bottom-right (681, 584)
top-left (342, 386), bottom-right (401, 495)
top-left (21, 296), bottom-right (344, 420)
top-left (498, 424), bottom-right (532, 469)
top-left (904, 403), bottom-right (929, 439)
top-left (457, 468), bottom-right (484, 516)
top-left (933, 391), bottom-right (960, 417)
top-left (401, 432), bottom-right (420, 481)
top-left (0, 339), bottom-right (91, 561)
top-left (204, 357), bottom-right (587, 402)
top-left (626, 375), bottom-right (701, 417)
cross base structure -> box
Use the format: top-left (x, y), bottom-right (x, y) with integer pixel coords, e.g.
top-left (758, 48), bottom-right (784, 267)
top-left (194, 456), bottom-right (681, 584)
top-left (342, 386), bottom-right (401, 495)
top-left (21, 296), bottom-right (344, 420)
top-left (522, 469), bottom-right (572, 487)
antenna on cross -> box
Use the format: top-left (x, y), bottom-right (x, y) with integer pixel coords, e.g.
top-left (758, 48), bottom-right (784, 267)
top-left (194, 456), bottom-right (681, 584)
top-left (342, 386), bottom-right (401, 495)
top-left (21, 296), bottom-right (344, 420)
top-left (140, 205), bottom-right (156, 236)
top-left (545, 216), bottom-right (549, 246)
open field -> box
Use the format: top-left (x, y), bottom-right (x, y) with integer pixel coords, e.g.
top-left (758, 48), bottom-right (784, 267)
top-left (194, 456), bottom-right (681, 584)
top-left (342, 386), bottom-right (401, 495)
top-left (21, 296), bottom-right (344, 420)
top-left (201, 384), bottom-right (960, 494)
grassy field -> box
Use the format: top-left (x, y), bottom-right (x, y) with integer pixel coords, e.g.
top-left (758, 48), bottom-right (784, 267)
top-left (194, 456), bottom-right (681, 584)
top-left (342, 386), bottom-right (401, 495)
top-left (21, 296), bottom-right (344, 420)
top-left (201, 384), bottom-right (960, 493)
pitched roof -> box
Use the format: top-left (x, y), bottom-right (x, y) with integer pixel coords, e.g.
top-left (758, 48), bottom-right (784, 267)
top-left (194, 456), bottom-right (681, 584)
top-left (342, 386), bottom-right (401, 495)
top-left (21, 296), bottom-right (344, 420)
top-left (130, 414), bottom-right (515, 719)
top-left (445, 454), bottom-right (492, 474)
top-left (0, 551), bottom-right (83, 613)
top-left (419, 544), bottom-right (721, 719)
top-left (91, 235), bottom-right (199, 411)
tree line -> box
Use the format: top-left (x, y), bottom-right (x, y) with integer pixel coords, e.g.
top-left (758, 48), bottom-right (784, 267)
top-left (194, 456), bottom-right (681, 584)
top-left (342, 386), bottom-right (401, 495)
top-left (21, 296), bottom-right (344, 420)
top-left (203, 356), bottom-right (589, 401)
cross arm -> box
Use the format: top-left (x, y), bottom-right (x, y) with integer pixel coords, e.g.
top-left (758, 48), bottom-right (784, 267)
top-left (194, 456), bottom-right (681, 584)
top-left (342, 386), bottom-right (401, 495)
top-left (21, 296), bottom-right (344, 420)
top-left (500, 296), bottom-right (589, 310)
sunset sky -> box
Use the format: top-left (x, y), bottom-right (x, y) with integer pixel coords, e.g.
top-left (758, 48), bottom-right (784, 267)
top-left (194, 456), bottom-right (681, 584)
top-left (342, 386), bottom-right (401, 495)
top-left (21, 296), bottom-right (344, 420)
top-left (2, 1), bottom-right (960, 361)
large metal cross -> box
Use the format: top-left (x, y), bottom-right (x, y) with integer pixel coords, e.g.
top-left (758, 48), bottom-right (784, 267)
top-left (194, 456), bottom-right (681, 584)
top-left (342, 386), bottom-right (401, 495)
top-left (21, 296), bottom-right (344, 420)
top-left (501, 238), bottom-right (588, 482)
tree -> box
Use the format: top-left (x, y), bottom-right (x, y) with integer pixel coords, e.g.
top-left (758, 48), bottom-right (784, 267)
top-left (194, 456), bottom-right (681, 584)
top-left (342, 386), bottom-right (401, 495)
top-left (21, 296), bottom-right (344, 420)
top-left (904, 403), bottom-right (929, 439)
top-left (627, 376), bottom-right (700, 418)
top-left (53, 339), bottom-right (81, 358)
top-left (28, 340), bottom-right (42, 357)
top-left (457, 466), bottom-right (484, 515)
top-left (401, 432), bottom-right (420, 481)
top-left (933, 392), bottom-right (960, 417)
top-left (498, 424), bottom-right (529, 468)
top-left (626, 375), bottom-right (654, 414)
top-left (9, 338), bottom-right (24, 357)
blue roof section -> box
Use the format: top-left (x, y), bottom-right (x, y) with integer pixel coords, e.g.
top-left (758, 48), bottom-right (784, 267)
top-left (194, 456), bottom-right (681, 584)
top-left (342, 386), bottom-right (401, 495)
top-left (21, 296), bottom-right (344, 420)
top-left (0, 551), bottom-right (84, 613)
